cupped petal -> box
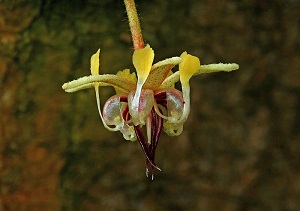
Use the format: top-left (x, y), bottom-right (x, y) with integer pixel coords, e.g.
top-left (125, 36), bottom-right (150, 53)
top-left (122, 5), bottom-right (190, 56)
top-left (102, 94), bottom-right (126, 131)
top-left (164, 88), bottom-right (184, 121)
top-left (154, 88), bottom-right (184, 122)
top-left (128, 89), bottom-right (155, 126)
top-left (143, 57), bottom-right (182, 90)
top-left (101, 94), bottom-right (136, 140)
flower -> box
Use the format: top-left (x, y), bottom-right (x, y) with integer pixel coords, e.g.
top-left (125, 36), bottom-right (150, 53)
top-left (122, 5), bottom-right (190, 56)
top-left (62, 44), bottom-right (239, 179)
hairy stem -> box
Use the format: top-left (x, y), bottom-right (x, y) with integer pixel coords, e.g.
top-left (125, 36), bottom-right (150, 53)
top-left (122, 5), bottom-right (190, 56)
top-left (124, 0), bottom-right (144, 50)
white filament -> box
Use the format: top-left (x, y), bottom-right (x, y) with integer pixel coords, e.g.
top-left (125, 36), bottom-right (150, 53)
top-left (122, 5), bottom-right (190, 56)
top-left (94, 84), bottom-right (122, 132)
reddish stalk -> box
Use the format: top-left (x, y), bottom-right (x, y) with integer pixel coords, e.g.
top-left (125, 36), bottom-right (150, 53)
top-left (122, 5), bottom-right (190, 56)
top-left (124, 0), bottom-right (145, 50)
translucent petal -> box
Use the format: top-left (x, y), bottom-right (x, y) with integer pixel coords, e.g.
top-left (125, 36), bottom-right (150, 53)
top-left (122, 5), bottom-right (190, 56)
top-left (165, 88), bottom-right (184, 120)
top-left (155, 88), bottom-right (184, 121)
top-left (128, 89), bottom-right (154, 125)
top-left (102, 95), bottom-right (125, 130)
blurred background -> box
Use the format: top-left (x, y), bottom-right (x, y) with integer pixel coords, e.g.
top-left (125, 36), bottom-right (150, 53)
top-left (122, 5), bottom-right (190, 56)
top-left (0, 0), bottom-right (299, 210)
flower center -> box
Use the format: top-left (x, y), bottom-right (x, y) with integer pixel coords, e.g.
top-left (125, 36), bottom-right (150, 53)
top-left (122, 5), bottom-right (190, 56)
top-left (102, 88), bottom-right (184, 179)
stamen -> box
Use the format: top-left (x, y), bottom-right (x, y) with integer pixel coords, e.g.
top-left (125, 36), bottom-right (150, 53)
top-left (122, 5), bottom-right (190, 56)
top-left (131, 84), bottom-right (143, 125)
top-left (175, 84), bottom-right (191, 124)
top-left (146, 115), bottom-right (152, 144)
top-left (150, 109), bottom-right (163, 160)
top-left (154, 110), bottom-right (163, 146)
top-left (153, 101), bottom-right (169, 120)
top-left (145, 160), bottom-right (149, 177)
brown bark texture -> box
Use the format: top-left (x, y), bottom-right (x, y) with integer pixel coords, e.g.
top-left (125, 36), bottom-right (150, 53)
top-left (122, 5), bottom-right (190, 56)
top-left (0, 0), bottom-right (299, 210)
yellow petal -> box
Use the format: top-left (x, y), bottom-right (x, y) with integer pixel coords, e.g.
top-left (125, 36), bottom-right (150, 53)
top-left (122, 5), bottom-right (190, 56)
top-left (114, 69), bottom-right (136, 94)
top-left (179, 52), bottom-right (200, 85)
top-left (91, 49), bottom-right (100, 75)
top-left (133, 44), bottom-right (154, 83)
top-left (116, 69), bottom-right (137, 83)
top-left (131, 45), bottom-right (154, 125)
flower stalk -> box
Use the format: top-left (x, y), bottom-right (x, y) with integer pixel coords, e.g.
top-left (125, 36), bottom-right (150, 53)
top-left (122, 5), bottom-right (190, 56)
top-left (124, 0), bottom-right (144, 50)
